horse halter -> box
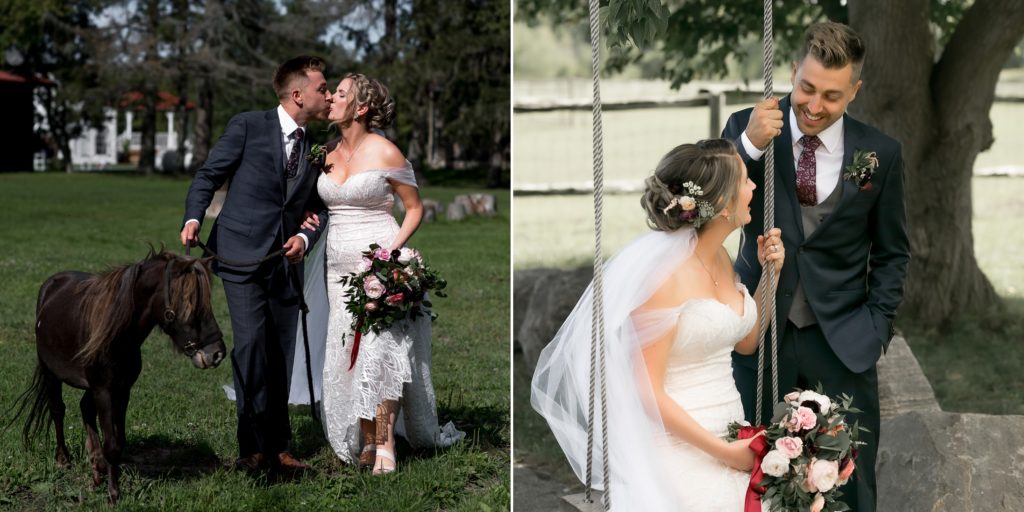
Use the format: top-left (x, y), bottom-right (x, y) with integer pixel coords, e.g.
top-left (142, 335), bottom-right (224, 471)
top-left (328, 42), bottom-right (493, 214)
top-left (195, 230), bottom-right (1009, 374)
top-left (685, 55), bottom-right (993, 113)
top-left (161, 259), bottom-right (201, 357)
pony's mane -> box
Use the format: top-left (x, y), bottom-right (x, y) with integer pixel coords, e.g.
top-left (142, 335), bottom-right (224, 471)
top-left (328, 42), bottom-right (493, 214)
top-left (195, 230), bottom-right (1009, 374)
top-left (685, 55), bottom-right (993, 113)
top-left (75, 248), bottom-right (213, 363)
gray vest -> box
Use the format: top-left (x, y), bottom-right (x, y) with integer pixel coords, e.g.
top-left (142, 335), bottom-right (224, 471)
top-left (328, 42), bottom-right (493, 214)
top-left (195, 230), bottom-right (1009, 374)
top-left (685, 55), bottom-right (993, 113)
top-left (788, 174), bottom-right (843, 328)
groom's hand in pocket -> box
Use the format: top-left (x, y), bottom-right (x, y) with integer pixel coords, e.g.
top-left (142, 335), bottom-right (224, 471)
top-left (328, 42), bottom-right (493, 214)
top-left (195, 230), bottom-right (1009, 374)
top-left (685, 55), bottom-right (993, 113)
top-left (745, 97), bottom-right (783, 151)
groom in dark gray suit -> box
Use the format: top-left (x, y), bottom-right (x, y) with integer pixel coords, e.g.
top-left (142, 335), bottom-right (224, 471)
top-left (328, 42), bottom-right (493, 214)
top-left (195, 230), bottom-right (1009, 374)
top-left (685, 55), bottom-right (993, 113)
top-left (180, 56), bottom-right (331, 472)
top-left (724, 22), bottom-right (910, 512)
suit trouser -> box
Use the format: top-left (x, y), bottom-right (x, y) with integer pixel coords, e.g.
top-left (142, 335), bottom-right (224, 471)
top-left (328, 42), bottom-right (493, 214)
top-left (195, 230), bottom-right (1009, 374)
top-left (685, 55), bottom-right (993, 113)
top-left (732, 321), bottom-right (879, 512)
top-left (222, 263), bottom-right (299, 457)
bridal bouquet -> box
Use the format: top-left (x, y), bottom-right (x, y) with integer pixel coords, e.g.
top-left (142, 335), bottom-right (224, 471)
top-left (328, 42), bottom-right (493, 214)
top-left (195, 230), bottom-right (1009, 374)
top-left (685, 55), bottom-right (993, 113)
top-left (339, 243), bottom-right (447, 369)
top-left (728, 388), bottom-right (866, 512)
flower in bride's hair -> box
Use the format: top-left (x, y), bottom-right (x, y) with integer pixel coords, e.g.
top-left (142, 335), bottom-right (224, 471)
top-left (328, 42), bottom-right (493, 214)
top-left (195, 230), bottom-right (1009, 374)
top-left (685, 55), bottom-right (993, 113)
top-left (679, 196), bottom-right (696, 211)
top-left (761, 450), bottom-right (790, 478)
top-left (363, 275), bottom-right (386, 299)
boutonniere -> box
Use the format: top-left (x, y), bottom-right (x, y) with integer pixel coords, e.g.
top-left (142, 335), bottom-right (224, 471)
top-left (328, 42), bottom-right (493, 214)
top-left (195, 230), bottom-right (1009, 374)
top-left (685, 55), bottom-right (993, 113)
top-left (306, 143), bottom-right (326, 167)
top-left (843, 150), bottom-right (879, 191)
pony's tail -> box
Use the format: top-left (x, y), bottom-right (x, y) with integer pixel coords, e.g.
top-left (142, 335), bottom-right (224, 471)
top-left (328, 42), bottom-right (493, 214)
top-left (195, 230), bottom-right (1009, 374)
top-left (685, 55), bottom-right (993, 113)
top-left (6, 363), bottom-right (52, 447)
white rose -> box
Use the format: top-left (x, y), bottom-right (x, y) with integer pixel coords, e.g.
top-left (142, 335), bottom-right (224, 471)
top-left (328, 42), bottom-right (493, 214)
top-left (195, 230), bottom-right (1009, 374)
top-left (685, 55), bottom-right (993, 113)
top-left (798, 390), bottom-right (831, 412)
top-left (397, 247), bottom-right (417, 264)
top-left (357, 259), bottom-right (372, 273)
top-left (760, 450), bottom-right (791, 478)
top-left (808, 458), bottom-right (840, 493)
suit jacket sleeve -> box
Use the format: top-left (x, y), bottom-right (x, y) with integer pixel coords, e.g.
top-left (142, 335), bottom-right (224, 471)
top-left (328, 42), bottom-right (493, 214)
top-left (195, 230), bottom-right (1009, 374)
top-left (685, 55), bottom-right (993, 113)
top-left (866, 147), bottom-right (911, 350)
top-left (182, 114), bottom-right (247, 227)
top-left (722, 110), bottom-right (755, 165)
top-left (298, 191), bottom-right (328, 253)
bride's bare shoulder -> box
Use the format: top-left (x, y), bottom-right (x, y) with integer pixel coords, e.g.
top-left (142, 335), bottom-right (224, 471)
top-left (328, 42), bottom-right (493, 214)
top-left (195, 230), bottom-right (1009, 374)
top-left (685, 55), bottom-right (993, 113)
top-left (641, 259), bottom-right (700, 310)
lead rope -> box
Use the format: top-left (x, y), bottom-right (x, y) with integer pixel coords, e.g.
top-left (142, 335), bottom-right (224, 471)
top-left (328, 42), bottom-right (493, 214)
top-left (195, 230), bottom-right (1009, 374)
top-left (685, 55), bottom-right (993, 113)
top-left (584, 0), bottom-right (610, 506)
top-left (754, 0), bottom-right (781, 424)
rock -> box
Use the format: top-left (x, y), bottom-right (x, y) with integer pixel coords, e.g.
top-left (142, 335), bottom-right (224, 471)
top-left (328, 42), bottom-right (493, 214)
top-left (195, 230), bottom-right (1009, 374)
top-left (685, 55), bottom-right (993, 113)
top-left (514, 267), bottom-right (593, 369)
top-left (877, 411), bottom-right (1024, 511)
top-left (453, 193), bottom-right (498, 216)
top-left (877, 335), bottom-right (940, 419)
top-left (446, 202), bottom-right (467, 221)
top-left (421, 199), bottom-right (441, 223)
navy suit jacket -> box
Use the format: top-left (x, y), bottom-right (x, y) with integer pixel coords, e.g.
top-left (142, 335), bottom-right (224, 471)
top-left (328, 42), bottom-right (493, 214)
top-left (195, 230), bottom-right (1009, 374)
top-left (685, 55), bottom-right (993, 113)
top-left (183, 109), bottom-right (326, 284)
top-left (723, 96), bottom-right (910, 373)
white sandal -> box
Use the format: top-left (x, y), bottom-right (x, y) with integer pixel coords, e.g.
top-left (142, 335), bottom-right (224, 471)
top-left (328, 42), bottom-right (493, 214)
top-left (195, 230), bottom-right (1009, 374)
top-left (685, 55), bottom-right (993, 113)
top-left (372, 448), bottom-right (397, 475)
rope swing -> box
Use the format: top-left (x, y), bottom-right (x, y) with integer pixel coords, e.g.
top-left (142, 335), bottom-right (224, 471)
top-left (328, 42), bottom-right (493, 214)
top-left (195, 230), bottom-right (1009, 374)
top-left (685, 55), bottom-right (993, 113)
top-left (579, 2), bottom-right (779, 510)
top-left (753, 0), bottom-right (781, 424)
top-left (584, 0), bottom-right (610, 504)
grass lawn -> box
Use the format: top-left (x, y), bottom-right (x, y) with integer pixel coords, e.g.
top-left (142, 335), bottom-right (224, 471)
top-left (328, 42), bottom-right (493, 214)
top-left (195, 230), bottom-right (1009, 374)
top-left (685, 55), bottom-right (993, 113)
top-left (513, 176), bottom-right (1024, 486)
top-left (0, 172), bottom-right (510, 511)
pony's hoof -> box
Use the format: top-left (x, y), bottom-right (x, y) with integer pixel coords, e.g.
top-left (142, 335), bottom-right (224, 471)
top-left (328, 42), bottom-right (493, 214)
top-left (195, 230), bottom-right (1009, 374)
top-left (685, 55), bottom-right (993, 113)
top-left (55, 454), bottom-right (71, 469)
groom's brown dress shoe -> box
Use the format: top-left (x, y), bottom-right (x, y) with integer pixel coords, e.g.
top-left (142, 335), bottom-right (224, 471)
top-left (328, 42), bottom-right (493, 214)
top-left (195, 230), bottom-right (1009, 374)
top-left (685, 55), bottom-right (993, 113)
top-left (277, 452), bottom-right (312, 471)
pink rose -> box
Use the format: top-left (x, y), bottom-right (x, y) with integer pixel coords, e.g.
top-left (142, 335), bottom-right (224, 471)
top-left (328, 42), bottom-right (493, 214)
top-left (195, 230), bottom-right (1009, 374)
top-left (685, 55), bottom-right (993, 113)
top-left (373, 248), bottom-right (391, 261)
top-left (783, 414), bottom-right (801, 433)
top-left (784, 391), bottom-right (801, 404)
top-left (838, 458), bottom-right (856, 485)
top-left (775, 436), bottom-right (804, 459)
top-left (794, 406), bottom-right (818, 431)
top-left (810, 493), bottom-right (825, 512)
top-left (365, 301), bottom-right (379, 313)
top-left (807, 458), bottom-right (840, 493)
top-left (363, 275), bottom-right (386, 299)
top-left (385, 292), bottom-right (405, 306)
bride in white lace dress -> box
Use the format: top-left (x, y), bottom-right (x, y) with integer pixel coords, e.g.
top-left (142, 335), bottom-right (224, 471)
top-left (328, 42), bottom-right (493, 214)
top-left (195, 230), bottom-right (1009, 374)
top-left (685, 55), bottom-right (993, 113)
top-left (302, 73), bottom-right (462, 473)
top-left (531, 139), bottom-right (785, 510)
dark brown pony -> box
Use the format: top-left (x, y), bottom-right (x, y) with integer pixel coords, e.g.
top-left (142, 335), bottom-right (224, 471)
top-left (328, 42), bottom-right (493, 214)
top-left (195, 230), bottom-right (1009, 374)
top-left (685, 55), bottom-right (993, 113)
top-left (12, 248), bottom-right (226, 503)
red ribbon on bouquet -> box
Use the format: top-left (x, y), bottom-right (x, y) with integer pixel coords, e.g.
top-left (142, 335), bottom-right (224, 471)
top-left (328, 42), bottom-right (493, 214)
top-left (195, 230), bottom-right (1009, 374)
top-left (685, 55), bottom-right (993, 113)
top-left (737, 425), bottom-right (770, 512)
top-left (348, 317), bottom-right (364, 371)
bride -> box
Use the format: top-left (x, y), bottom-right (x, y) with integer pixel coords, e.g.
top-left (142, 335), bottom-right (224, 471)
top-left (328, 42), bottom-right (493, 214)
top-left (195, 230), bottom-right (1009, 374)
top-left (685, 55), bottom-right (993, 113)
top-left (531, 139), bottom-right (784, 510)
top-left (292, 73), bottom-right (462, 473)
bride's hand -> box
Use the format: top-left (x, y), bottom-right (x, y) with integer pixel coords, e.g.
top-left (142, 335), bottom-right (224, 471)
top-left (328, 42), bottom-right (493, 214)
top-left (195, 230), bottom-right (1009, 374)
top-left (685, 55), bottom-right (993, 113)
top-left (301, 211), bottom-right (320, 231)
top-left (757, 228), bottom-right (784, 270)
top-left (719, 437), bottom-right (757, 472)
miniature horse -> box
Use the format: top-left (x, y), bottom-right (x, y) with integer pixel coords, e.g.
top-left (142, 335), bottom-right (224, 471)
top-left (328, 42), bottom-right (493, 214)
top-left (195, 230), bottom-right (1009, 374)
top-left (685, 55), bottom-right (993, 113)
top-left (13, 249), bottom-right (226, 503)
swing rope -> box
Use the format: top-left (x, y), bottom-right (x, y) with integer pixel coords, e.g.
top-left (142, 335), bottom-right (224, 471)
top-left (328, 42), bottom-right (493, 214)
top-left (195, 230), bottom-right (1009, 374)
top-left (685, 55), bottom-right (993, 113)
top-left (581, 1), bottom-right (779, 508)
top-left (754, 0), bottom-right (781, 423)
top-left (584, 0), bottom-right (609, 505)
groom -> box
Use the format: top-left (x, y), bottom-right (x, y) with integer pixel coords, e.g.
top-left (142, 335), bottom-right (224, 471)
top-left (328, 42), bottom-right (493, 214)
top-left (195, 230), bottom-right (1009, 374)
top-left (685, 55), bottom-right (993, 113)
top-left (724, 22), bottom-right (910, 511)
top-left (180, 55), bottom-right (331, 472)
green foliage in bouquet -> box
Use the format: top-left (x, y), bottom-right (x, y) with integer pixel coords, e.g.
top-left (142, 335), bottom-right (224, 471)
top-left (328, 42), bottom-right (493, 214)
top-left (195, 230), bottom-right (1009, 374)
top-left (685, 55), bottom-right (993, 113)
top-left (339, 243), bottom-right (448, 336)
top-left (727, 386), bottom-right (868, 512)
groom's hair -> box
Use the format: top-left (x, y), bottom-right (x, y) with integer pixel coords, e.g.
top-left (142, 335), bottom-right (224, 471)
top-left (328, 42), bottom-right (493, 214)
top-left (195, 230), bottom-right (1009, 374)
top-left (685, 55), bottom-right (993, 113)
top-left (273, 56), bottom-right (326, 100)
top-left (797, 22), bottom-right (865, 82)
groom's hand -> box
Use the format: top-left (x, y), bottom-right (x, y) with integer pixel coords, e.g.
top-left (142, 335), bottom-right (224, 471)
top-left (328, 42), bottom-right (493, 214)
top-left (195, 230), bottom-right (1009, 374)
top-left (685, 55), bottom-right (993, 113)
top-left (180, 221), bottom-right (199, 247)
top-left (745, 97), bottom-right (783, 150)
top-left (283, 236), bottom-right (307, 263)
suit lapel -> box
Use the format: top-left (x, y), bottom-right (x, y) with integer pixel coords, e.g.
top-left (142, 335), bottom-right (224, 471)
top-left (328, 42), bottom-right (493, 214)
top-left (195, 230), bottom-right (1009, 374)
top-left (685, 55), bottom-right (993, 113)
top-left (777, 96), bottom-right (804, 239)
top-left (267, 110), bottom-right (287, 201)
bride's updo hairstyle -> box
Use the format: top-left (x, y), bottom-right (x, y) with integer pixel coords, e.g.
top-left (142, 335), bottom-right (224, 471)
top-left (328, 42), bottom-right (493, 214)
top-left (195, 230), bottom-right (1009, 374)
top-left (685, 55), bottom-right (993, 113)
top-left (345, 73), bottom-right (396, 129)
top-left (641, 138), bottom-right (743, 232)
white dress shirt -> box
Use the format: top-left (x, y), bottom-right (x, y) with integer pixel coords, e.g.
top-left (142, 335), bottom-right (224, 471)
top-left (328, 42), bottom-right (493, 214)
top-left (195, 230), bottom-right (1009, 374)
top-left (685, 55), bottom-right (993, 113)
top-left (740, 108), bottom-right (845, 205)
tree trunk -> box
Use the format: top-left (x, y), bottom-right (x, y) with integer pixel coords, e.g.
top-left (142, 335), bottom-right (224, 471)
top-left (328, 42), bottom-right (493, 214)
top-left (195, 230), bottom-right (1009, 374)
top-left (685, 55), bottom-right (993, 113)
top-left (848, 0), bottom-right (1024, 322)
top-left (40, 87), bottom-right (74, 173)
top-left (138, 88), bottom-right (158, 175)
top-left (189, 75), bottom-right (214, 174)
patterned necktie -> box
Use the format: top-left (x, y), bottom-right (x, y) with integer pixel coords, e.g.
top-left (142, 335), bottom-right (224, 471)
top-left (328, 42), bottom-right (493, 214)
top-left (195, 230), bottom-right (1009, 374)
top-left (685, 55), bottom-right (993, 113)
top-left (286, 128), bottom-right (304, 178)
top-left (796, 135), bottom-right (822, 207)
